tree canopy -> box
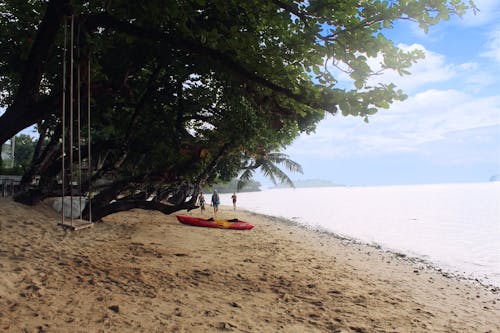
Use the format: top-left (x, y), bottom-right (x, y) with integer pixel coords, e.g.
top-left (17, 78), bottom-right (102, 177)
top-left (0, 0), bottom-right (474, 220)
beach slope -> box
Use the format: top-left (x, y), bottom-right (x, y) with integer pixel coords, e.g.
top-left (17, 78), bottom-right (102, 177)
top-left (0, 197), bottom-right (498, 332)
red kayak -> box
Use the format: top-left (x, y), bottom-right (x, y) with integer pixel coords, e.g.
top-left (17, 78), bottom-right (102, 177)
top-left (176, 215), bottom-right (254, 230)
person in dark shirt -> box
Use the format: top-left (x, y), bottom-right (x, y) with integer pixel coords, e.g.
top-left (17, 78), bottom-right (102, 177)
top-left (211, 190), bottom-right (220, 218)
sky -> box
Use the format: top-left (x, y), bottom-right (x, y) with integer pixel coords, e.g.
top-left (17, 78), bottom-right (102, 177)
top-left (3, 1), bottom-right (499, 187)
top-left (271, 0), bottom-right (500, 187)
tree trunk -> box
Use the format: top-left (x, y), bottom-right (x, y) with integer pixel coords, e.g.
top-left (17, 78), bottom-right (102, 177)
top-left (88, 199), bottom-right (196, 222)
top-left (20, 126), bottom-right (61, 186)
top-left (0, 0), bottom-right (71, 145)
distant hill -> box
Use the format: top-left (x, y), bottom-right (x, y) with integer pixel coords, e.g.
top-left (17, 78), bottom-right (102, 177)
top-left (273, 179), bottom-right (344, 188)
top-left (490, 175), bottom-right (499, 182)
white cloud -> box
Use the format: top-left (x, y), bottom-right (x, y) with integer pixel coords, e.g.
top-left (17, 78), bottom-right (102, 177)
top-left (379, 90), bottom-right (500, 142)
top-left (334, 42), bottom-right (500, 95)
top-left (286, 89), bottom-right (500, 159)
top-left (481, 26), bottom-right (500, 63)
top-left (458, 62), bottom-right (478, 71)
top-left (460, 0), bottom-right (500, 27)
top-left (331, 44), bottom-right (480, 94)
top-left (462, 70), bottom-right (497, 93)
top-left (365, 44), bottom-right (456, 93)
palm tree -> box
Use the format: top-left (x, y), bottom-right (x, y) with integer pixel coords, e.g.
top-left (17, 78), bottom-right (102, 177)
top-left (237, 152), bottom-right (303, 190)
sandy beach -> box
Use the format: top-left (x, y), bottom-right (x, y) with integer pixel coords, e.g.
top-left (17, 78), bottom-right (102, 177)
top-left (0, 197), bottom-right (499, 333)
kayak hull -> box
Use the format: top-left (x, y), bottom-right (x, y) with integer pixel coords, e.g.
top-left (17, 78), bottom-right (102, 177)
top-left (176, 215), bottom-right (254, 230)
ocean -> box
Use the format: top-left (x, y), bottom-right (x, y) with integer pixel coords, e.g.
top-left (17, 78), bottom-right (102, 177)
top-left (219, 182), bottom-right (500, 287)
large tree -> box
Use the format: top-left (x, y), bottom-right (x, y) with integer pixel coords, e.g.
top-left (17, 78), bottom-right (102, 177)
top-left (0, 0), bottom-right (473, 220)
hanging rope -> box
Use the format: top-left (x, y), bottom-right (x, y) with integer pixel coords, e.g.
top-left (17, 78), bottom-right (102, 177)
top-left (60, 14), bottom-right (94, 229)
top-left (69, 15), bottom-right (75, 227)
top-left (77, 20), bottom-right (83, 219)
top-left (87, 56), bottom-right (93, 222)
top-left (61, 16), bottom-right (67, 227)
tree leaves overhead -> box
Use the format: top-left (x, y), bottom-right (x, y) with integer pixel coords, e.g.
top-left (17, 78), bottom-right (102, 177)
top-left (0, 0), bottom-right (474, 219)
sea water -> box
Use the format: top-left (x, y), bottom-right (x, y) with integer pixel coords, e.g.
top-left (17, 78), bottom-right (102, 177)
top-left (220, 182), bottom-right (500, 286)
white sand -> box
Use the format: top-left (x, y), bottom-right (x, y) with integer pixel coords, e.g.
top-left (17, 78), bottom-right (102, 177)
top-left (0, 197), bottom-right (498, 332)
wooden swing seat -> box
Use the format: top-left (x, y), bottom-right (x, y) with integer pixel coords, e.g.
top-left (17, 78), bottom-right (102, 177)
top-left (58, 219), bottom-right (94, 231)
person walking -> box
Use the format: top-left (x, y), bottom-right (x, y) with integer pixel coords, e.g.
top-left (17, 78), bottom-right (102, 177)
top-left (211, 190), bottom-right (220, 218)
top-left (231, 192), bottom-right (237, 211)
top-left (198, 193), bottom-right (205, 214)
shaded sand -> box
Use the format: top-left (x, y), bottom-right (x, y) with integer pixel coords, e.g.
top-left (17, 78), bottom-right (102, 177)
top-left (0, 197), bottom-right (499, 333)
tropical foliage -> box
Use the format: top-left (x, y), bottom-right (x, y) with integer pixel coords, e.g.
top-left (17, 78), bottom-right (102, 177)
top-left (0, 0), bottom-right (474, 220)
top-left (238, 152), bottom-right (303, 190)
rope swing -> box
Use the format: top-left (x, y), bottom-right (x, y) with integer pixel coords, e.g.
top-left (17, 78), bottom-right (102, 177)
top-left (59, 15), bottom-right (93, 231)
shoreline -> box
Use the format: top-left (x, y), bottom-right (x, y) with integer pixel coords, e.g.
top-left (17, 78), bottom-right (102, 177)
top-left (242, 209), bottom-right (500, 292)
top-left (1, 198), bottom-right (499, 332)
top-left (223, 182), bottom-right (500, 291)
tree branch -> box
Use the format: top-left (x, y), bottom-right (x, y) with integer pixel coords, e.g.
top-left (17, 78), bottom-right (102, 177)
top-left (270, 0), bottom-right (309, 27)
top-left (0, 0), bottom-right (71, 145)
top-left (84, 12), bottom-right (319, 108)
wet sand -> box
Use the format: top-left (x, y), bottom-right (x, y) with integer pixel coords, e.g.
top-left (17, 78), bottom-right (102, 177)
top-left (0, 197), bottom-right (499, 332)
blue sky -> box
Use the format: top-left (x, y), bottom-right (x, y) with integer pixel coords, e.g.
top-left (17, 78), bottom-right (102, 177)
top-left (273, 0), bottom-right (500, 187)
top-left (3, 1), bottom-right (499, 187)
